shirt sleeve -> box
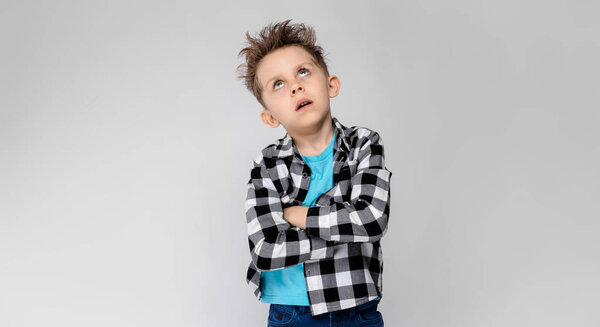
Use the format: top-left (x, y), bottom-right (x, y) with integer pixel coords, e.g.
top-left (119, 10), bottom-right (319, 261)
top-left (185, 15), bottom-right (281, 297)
top-left (245, 155), bottom-right (335, 272)
top-left (305, 130), bottom-right (392, 243)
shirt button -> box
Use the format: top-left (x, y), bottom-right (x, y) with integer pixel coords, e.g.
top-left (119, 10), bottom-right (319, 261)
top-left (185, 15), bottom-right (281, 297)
top-left (302, 172), bottom-right (308, 178)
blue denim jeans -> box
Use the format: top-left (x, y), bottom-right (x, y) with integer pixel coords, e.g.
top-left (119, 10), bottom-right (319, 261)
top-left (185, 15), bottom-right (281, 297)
top-left (267, 299), bottom-right (384, 326)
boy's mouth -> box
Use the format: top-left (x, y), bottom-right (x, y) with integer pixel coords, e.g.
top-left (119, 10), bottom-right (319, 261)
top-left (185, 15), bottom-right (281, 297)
top-left (296, 98), bottom-right (313, 111)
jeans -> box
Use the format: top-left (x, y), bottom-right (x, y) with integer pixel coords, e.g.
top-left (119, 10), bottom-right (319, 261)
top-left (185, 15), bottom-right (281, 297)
top-left (267, 299), bottom-right (384, 326)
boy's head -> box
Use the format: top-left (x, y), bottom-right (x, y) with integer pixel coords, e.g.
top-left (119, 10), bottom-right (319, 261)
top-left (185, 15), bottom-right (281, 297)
top-left (237, 19), bottom-right (340, 133)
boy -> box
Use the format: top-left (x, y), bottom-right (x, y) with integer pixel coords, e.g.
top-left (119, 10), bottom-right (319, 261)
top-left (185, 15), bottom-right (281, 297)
top-left (237, 19), bottom-right (392, 326)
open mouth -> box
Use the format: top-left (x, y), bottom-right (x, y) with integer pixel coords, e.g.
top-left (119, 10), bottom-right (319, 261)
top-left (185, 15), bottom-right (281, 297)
top-left (296, 100), bottom-right (313, 111)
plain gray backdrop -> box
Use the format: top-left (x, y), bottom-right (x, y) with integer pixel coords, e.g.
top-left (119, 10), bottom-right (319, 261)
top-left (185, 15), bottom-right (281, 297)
top-left (1, 0), bottom-right (598, 326)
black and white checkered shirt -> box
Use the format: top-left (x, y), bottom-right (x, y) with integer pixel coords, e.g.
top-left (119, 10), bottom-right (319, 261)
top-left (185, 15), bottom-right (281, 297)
top-left (244, 116), bottom-right (392, 316)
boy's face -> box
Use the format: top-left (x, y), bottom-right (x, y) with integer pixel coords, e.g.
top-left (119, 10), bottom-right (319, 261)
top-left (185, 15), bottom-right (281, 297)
top-left (256, 45), bottom-right (340, 133)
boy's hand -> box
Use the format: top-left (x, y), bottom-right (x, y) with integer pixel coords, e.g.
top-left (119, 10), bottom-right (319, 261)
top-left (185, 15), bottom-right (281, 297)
top-left (283, 206), bottom-right (309, 229)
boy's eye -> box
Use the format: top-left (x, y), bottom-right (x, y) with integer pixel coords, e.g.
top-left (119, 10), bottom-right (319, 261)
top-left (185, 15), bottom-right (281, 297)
top-left (298, 68), bottom-right (309, 77)
top-left (273, 67), bottom-right (310, 90)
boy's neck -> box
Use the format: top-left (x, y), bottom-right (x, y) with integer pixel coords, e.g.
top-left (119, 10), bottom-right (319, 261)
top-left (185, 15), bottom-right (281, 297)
top-left (289, 115), bottom-right (335, 157)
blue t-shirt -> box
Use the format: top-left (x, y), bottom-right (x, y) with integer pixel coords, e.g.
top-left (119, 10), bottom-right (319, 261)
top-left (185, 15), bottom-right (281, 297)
top-left (260, 133), bottom-right (336, 305)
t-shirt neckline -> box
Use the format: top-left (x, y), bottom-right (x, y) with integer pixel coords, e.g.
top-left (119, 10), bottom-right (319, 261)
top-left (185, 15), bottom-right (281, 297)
top-left (301, 132), bottom-right (336, 163)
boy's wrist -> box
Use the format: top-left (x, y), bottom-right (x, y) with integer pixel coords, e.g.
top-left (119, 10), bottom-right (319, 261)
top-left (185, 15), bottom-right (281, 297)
top-left (283, 205), bottom-right (309, 229)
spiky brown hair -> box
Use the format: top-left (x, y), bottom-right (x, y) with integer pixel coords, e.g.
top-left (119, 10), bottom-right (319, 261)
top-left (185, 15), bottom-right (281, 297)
top-left (236, 19), bottom-right (330, 109)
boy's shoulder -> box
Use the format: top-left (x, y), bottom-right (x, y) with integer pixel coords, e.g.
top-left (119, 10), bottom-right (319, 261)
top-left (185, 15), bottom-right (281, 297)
top-left (251, 118), bottom-right (383, 168)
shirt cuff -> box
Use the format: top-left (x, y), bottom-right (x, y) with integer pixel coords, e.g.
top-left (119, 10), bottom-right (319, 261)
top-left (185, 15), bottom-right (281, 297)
top-left (305, 205), bottom-right (332, 240)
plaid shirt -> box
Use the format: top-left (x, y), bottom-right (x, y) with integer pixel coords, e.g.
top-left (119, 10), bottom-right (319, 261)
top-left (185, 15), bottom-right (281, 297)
top-left (244, 116), bottom-right (392, 316)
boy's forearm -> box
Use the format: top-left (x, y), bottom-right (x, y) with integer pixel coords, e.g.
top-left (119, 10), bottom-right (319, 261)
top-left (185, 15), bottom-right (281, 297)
top-left (285, 195), bottom-right (390, 244)
top-left (305, 193), bottom-right (390, 243)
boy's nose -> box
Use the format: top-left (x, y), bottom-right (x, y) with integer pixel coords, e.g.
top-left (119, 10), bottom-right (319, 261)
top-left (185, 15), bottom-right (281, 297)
top-left (292, 85), bottom-right (303, 94)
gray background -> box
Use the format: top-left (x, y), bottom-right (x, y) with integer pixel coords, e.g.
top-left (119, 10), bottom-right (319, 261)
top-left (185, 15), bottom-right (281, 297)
top-left (1, 0), bottom-right (599, 326)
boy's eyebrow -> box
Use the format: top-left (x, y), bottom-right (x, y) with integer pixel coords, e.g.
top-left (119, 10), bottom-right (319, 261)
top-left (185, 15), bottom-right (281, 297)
top-left (264, 61), bottom-right (316, 87)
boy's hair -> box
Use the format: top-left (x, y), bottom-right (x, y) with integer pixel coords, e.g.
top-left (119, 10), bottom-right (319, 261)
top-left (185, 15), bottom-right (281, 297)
top-left (236, 19), bottom-right (330, 109)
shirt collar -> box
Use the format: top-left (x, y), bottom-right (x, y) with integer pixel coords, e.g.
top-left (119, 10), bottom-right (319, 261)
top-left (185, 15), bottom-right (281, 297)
top-left (271, 116), bottom-right (351, 159)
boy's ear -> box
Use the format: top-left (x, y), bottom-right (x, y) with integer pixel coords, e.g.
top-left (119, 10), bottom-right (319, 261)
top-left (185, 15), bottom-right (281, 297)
top-left (260, 109), bottom-right (280, 128)
top-left (328, 75), bottom-right (341, 98)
